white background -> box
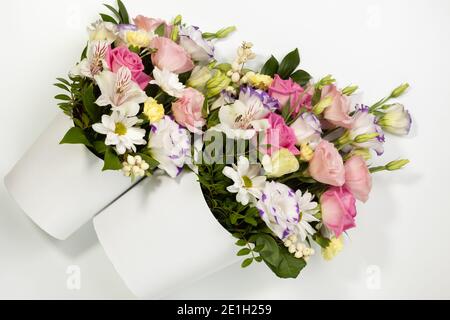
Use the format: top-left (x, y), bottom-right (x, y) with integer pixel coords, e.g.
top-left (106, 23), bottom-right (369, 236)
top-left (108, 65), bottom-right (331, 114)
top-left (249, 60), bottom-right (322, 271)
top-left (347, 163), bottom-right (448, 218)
top-left (1, 0), bottom-right (449, 299)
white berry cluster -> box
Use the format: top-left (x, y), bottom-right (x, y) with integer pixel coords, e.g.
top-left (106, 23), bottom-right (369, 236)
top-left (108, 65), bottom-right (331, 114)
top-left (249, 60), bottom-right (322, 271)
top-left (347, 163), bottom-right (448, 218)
top-left (122, 155), bottom-right (150, 178)
top-left (284, 235), bottom-right (316, 261)
top-left (227, 42), bottom-right (256, 84)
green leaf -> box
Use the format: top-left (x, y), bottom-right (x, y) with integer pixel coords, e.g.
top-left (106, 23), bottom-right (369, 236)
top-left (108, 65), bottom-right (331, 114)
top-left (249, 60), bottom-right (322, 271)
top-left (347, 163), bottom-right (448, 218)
top-left (60, 127), bottom-right (92, 147)
top-left (230, 213), bottom-right (244, 225)
top-left (93, 140), bottom-right (107, 154)
top-left (56, 78), bottom-right (71, 86)
top-left (154, 23), bottom-right (166, 37)
top-left (255, 256), bottom-right (263, 263)
top-left (103, 147), bottom-right (122, 171)
top-left (237, 248), bottom-right (251, 256)
top-left (241, 258), bottom-right (253, 268)
top-left (278, 48), bottom-right (300, 79)
top-left (103, 3), bottom-right (121, 20)
top-left (117, 0), bottom-right (130, 24)
top-left (100, 13), bottom-right (118, 24)
top-left (260, 55), bottom-right (279, 77)
top-left (255, 234), bottom-right (280, 266)
top-left (313, 234), bottom-right (331, 249)
top-left (54, 83), bottom-right (70, 92)
top-left (244, 216), bottom-right (258, 227)
top-left (215, 63), bottom-right (232, 73)
top-left (55, 94), bottom-right (71, 101)
top-left (266, 248), bottom-right (306, 279)
top-left (235, 239), bottom-right (247, 247)
top-left (82, 84), bottom-right (101, 122)
top-left (290, 69), bottom-right (312, 87)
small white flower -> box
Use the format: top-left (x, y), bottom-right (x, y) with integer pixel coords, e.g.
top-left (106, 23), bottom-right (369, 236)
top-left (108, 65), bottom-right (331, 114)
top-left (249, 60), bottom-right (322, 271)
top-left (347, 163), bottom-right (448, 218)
top-left (293, 190), bottom-right (319, 242)
top-left (88, 20), bottom-right (118, 43)
top-left (349, 106), bottom-right (385, 156)
top-left (148, 116), bottom-right (191, 178)
top-left (290, 112), bottom-right (322, 149)
top-left (70, 40), bottom-right (109, 79)
top-left (179, 25), bottom-right (214, 63)
top-left (150, 67), bottom-right (185, 98)
top-left (95, 67), bottom-right (148, 117)
top-left (210, 87), bottom-right (272, 140)
top-left (377, 103), bottom-right (412, 136)
top-left (122, 155), bottom-right (150, 178)
top-left (93, 111), bottom-right (146, 155)
top-left (222, 156), bottom-right (266, 206)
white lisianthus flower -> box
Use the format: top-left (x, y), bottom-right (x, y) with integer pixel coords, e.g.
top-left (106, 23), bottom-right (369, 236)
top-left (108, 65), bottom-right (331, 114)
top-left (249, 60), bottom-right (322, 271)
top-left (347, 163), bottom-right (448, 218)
top-left (95, 67), bottom-right (148, 117)
top-left (71, 40), bottom-right (109, 79)
top-left (179, 25), bottom-right (215, 63)
top-left (349, 106), bottom-right (385, 156)
top-left (222, 156), bottom-right (266, 206)
top-left (93, 111), bottom-right (146, 155)
top-left (88, 20), bottom-right (118, 43)
top-left (210, 87), bottom-right (275, 140)
top-left (377, 103), bottom-right (412, 136)
top-left (290, 112), bottom-right (322, 149)
top-left (256, 182), bottom-right (319, 241)
top-left (148, 116), bottom-right (191, 178)
top-left (150, 67), bottom-right (185, 98)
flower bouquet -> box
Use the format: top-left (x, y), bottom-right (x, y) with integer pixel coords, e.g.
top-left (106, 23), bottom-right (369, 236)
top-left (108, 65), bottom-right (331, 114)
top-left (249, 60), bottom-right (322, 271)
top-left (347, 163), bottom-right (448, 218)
top-left (196, 44), bottom-right (412, 278)
top-left (5, 0), bottom-right (412, 297)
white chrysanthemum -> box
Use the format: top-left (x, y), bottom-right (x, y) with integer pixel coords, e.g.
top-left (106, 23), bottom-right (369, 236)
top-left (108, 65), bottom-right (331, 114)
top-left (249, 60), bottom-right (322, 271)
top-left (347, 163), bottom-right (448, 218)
top-left (222, 156), bottom-right (266, 206)
top-left (148, 116), bottom-right (191, 178)
top-left (150, 67), bottom-right (185, 98)
top-left (256, 182), bottom-right (319, 241)
top-left (95, 67), bottom-right (147, 117)
top-left (93, 111), bottom-right (146, 155)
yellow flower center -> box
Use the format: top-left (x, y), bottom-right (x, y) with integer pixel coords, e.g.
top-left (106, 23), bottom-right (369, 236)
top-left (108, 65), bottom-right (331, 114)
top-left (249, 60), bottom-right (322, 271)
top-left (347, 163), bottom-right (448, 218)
top-left (242, 176), bottom-right (253, 188)
top-left (114, 122), bottom-right (127, 136)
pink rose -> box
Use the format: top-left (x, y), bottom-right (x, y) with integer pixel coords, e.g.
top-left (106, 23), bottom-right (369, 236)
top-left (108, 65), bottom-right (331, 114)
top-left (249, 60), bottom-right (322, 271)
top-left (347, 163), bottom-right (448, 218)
top-left (133, 15), bottom-right (172, 37)
top-left (151, 37), bottom-right (194, 74)
top-left (309, 140), bottom-right (345, 186)
top-left (106, 46), bottom-right (150, 90)
top-left (321, 84), bottom-right (353, 129)
top-left (264, 113), bottom-right (299, 155)
top-left (321, 187), bottom-right (357, 237)
top-left (268, 75), bottom-right (312, 113)
top-left (172, 88), bottom-right (206, 133)
top-left (344, 156), bottom-right (372, 203)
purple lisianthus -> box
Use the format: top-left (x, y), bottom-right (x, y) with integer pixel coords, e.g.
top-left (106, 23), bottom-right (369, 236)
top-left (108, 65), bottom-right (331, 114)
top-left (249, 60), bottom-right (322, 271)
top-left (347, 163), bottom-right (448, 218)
top-left (179, 25), bottom-right (215, 63)
top-left (239, 86), bottom-right (279, 111)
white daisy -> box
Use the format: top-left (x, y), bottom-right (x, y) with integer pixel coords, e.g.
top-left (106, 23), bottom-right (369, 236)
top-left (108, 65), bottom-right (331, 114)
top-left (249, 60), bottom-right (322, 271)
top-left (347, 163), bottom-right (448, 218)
top-left (293, 190), bottom-right (319, 242)
top-left (95, 67), bottom-right (148, 117)
top-left (150, 67), bottom-right (185, 98)
top-left (222, 156), bottom-right (266, 206)
top-left (93, 111), bottom-right (146, 155)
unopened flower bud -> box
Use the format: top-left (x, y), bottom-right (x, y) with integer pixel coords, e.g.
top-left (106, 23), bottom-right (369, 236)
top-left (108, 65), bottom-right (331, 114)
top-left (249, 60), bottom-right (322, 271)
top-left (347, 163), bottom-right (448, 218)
top-left (342, 85), bottom-right (359, 96)
top-left (354, 132), bottom-right (380, 143)
top-left (313, 96), bottom-right (333, 115)
top-left (386, 159), bottom-right (410, 171)
top-left (390, 83), bottom-right (410, 98)
top-left (300, 143), bottom-right (314, 162)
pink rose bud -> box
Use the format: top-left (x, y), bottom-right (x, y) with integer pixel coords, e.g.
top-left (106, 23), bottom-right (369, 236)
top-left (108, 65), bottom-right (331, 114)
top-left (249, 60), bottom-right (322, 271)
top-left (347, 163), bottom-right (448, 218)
top-left (172, 88), bottom-right (206, 133)
top-left (264, 113), bottom-right (299, 156)
top-left (268, 75), bottom-right (312, 114)
top-left (151, 37), bottom-right (194, 74)
top-left (321, 84), bottom-right (354, 129)
top-left (321, 187), bottom-right (357, 237)
top-left (106, 46), bottom-right (151, 90)
top-left (344, 156), bottom-right (372, 203)
top-left (309, 140), bottom-right (345, 186)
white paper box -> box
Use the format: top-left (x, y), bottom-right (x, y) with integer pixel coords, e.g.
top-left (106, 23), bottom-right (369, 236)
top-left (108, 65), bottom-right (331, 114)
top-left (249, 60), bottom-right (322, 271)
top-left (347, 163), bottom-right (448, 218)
top-left (4, 114), bottom-right (135, 240)
top-left (94, 171), bottom-right (239, 299)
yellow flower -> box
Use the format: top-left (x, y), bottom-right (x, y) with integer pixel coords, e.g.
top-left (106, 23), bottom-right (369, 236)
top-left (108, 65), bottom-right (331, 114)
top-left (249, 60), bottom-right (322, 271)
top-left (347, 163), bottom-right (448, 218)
top-left (125, 30), bottom-right (152, 48)
top-left (300, 143), bottom-right (314, 162)
top-left (322, 237), bottom-right (344, 261)
top-left (143, 98), bottom-right (165, 123)
top-left (248, 73), bottom-right (273, 90)
top-left (262, 149), bottom-right (299, 178)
